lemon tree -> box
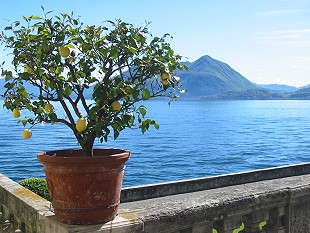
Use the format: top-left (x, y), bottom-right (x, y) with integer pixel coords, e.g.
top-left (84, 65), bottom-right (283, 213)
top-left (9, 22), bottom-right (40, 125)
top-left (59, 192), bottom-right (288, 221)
top-left (0, 9), bottom-right (186, 157)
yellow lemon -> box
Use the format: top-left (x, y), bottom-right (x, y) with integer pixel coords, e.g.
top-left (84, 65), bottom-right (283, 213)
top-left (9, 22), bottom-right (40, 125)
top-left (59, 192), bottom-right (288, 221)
top-left (111, 101), bottom-right (121, 111)
top-left (76, 118), bottom-right (88, 133)
top-left (44, 103), bottom-right (54, 113)
top-left (160, 77), bottom-right (169, 86)
top-left (12, 109), bottom-right (21, 118)
top-left (161, 72), bottom-right (171, 80)
top-left (24, 65), bottom-right (32, 73)
top-left (22, 129), bottom-right (32, 139)
top-left (59, 46), bottom-right (70, 57)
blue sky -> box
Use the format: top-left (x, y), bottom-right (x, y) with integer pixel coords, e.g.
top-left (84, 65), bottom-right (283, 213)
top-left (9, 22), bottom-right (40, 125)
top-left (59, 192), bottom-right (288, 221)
top-left (0, 0), bottom-right (309, 87)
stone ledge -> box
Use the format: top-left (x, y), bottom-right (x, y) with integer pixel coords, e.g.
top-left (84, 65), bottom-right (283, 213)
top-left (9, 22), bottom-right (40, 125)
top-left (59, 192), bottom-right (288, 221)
top-left (121, 162), bottom-right (310, 202)
top-left (119, 174), bottom-right (310, 233)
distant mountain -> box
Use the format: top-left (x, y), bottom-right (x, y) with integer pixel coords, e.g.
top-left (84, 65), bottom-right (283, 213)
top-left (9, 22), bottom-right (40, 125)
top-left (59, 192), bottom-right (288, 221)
top-left (0, 78), bottom-right (39, 95)
top-left (177, 55), bottom-right (310, 99)
top-left (204, 86), bottom-right (310, 100)
top-left (301, 84), bottom-right (310, 89)
top-left (256, 84), bottom-right (298, 93)
top-left (0, 78), bottom-right (92, 99)
top-left (0, 78), bottom-right (40, 97)
top-left (1, 54), bottom-right (310, 101)
top-left (285, 87), bottom-right (310, 100)
top-left (205, 88), bottom-right (283, 100)
top-left (178, 55), bottom-right (257, 98)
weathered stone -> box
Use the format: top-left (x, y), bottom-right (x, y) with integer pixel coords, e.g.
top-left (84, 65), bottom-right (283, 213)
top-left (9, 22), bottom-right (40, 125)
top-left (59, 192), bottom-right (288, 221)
top-left (1, 163), bottom-right (310, 232)
top-left (121, 162), bottom-right (310, 202)
top-left (213, 216), bottom-right (242, 233)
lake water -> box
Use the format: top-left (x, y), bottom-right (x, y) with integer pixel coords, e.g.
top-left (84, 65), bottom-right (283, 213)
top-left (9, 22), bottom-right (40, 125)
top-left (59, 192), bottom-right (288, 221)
top-left (1, 99), bottom-right (310, 187)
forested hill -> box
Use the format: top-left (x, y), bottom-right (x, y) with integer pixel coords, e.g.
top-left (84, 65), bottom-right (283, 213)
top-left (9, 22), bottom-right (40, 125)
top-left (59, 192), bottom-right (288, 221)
top-left (176, 55), bottom-right (310, 100)
top-left (177, 55), bottom-right (257, 98)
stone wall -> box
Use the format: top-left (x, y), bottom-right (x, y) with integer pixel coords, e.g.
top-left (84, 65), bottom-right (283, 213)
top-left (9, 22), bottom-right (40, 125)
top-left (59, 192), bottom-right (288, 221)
top-left (1, 163), bottom-right (310, 232)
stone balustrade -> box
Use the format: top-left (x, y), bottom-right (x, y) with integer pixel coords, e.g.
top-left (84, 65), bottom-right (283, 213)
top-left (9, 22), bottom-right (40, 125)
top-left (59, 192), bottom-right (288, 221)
top-left (1, 162), bottom-right (310, 232)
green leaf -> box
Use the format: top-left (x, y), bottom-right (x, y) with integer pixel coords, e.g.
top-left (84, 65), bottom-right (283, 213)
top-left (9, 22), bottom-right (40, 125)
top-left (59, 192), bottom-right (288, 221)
top-left (30, 15), bottom-right (41, 20)
top-left (129, 47), bottom-right (137, 54)
top-left (153, 123), bottom-right (160, 130)
top-left (4, 82), bottom-right (14, 89)
top-left (49, 113), bottom-right (57, 123)
top-left (63, 86), bottom-right (73, 97)
top-left (4, 71), bottom-right (12, 81)
top-left (140, 119), bottom-right (151, 133)
top-left (17, 86), bottom-right (28, 98)
top-left (138, 106), bottom-right (147, 117)
top-left (45, 10), bottom-right (53, 15)
top-left (4, 26), bottom-right (12, 30)
top-left (110, 47), bottom-right (118, 59)
top-left (259, 221), bottom-right (267, 230)
top-left (21, 119), bottom-right (28, 127)
top-left (112, 123), bottom-right (120, 140)
top-left (142, 89), bottom-right (150, 100)
top-left (25, 102), bottom-right (33, 111)
top-left (66, 44), bottom-right (75, 49)
top-left (232, 223), bottom-right (244, 233)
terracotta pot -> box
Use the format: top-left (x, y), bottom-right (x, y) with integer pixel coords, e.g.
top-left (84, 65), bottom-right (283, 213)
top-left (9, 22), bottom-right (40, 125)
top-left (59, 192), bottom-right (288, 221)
top-left (37, 148), bottom-right (130, 225)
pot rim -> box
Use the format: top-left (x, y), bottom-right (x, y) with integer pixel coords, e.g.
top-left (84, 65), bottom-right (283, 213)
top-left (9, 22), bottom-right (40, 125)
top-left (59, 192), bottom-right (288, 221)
top-left (37, 148), bottom-right (130, 164)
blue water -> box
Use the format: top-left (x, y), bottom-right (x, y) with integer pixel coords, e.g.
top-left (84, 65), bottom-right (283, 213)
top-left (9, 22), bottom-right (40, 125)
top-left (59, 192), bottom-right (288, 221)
top-left (1, 100), bottom-right (310, 187)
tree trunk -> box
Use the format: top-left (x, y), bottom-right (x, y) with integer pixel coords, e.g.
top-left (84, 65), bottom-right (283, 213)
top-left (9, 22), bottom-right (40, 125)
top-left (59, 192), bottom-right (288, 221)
top-left (82, 138), bottom-right (95, 157)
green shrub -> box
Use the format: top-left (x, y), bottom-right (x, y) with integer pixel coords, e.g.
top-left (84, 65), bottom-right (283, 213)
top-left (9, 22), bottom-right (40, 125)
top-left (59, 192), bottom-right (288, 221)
top-left (18, 177), bottom-right (51, 201)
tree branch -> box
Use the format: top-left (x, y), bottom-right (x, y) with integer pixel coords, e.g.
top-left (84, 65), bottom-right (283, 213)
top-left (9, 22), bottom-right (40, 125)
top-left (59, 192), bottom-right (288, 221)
top-left (66, 62), bottom-right (90, 115)
top-left (60, 99), bottom-right (75, 126)
top-left (67, 95), bottom-right (82, 118)
top-left (44, 118), bottom-right (72, 129)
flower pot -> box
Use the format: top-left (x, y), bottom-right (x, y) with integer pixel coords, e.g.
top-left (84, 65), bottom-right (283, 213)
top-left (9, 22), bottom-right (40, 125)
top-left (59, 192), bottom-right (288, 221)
top-left (37, 148), bottom-right (130, 225)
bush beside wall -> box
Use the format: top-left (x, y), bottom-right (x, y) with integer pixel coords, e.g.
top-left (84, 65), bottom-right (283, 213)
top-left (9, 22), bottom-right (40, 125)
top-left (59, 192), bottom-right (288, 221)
top-left (18, 177), bottom-right (50, 201)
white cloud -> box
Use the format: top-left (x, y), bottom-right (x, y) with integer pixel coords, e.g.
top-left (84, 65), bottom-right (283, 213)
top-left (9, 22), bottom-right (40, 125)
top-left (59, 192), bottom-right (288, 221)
top-left (252, 28), bottom-right (310, 49)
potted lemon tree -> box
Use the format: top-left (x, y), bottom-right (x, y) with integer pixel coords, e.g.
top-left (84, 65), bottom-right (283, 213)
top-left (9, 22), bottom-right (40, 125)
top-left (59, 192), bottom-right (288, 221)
top-left (0, 9), bottom-right (186, 225)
